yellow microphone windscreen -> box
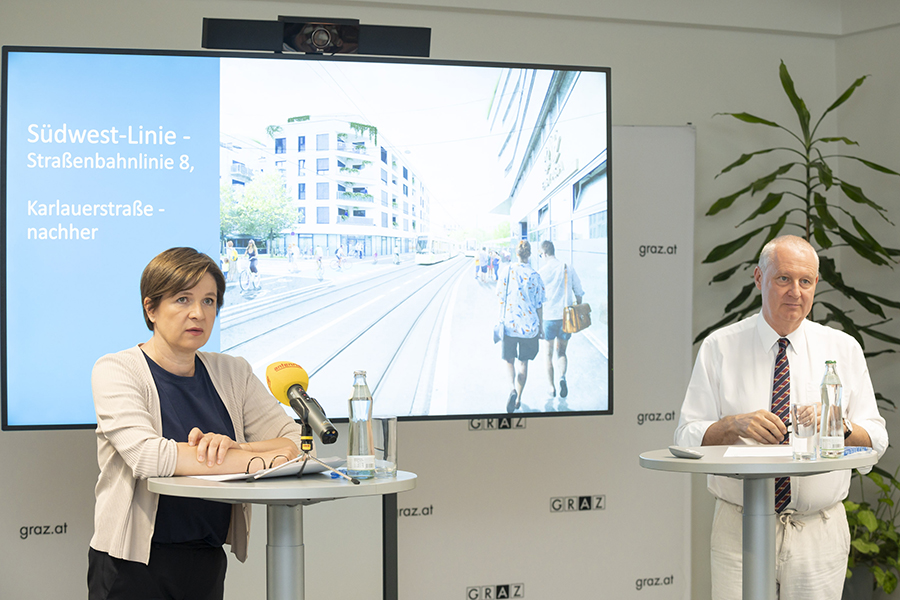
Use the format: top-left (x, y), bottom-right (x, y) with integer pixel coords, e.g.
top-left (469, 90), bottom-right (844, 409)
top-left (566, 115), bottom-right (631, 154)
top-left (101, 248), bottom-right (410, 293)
top-left (265, 361), bottom-right (309, 406)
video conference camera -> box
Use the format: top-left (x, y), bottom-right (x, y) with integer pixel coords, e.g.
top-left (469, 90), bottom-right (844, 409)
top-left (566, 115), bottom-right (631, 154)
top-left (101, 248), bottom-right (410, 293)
top-left (201, 16), bottom-right (431, 57)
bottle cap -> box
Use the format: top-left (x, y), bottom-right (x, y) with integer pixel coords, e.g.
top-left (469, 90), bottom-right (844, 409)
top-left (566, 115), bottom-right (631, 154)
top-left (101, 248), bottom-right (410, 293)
top-left (354, 370), bottom-right (367, 377)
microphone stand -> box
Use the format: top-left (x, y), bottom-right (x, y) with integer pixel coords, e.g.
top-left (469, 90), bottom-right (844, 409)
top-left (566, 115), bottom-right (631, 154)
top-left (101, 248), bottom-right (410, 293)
top-left (298, 417), bottom-right (360, 485)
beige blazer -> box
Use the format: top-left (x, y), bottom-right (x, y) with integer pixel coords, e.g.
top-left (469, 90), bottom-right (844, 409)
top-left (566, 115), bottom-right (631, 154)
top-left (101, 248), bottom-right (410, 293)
top-left (90, 346), bottom-right (303, 564)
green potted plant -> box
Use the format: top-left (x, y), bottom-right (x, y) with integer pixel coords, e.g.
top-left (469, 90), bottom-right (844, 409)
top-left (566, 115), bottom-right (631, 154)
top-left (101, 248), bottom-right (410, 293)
top-left (844, 466), bottom-right (900, 596)
top-left (699, 60), bottom-right (900, 397)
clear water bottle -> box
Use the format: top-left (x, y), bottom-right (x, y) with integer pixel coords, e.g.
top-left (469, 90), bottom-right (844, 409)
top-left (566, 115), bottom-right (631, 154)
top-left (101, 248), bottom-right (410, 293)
top-left (819, 360), bottom-right (844, 458)
top-left (347, 370), bottom-right (375, 479)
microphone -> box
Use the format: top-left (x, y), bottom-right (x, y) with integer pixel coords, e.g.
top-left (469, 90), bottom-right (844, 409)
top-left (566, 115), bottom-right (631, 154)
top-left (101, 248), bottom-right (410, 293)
top-left (266, 361), bottom-right (338, 445)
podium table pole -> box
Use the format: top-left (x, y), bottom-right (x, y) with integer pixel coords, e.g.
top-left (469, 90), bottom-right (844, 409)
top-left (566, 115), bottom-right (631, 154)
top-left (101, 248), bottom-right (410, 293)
top-left (742, 478), bottom-right (775, 600)
top-left (383, 494), bottom-right (398, 600)
top-left (267, 504), bottom-right (305, 600)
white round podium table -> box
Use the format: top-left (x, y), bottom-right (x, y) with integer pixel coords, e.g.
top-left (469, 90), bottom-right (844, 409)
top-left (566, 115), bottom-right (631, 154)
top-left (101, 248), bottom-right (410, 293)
top-left (149, 470), bottom-right (416, 600)
top-left (639, 446), bottom-right (877, 600)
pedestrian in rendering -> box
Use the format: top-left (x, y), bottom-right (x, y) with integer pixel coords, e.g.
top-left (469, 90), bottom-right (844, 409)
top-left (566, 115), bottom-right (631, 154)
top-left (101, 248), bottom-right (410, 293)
top-left (537, 240), bottom-right (584, 406)
top-left (496, 240), bottom-right (545, 413)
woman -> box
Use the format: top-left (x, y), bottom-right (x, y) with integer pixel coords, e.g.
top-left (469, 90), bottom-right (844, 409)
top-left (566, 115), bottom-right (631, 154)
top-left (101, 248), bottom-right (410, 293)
top-left (246, 239), bottom-right (259, 275)
top-left (496, 240), bottom-right (545, 413)
top-left (88, 247), bottom-right (303, 600)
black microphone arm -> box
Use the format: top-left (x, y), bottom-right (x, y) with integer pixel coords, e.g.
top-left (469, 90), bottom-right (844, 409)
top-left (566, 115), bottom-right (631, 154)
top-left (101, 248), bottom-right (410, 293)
top-left (286, 384), bottom-right (339, 444)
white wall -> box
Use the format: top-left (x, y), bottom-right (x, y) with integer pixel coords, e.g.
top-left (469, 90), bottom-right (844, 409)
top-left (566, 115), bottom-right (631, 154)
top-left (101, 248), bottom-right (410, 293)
top-left (3, 2), bottom-right (899, 600)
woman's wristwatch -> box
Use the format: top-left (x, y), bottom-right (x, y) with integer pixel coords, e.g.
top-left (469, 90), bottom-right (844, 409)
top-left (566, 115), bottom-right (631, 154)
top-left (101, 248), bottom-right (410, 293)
top-left (843, 418), bottom-right (853, 439)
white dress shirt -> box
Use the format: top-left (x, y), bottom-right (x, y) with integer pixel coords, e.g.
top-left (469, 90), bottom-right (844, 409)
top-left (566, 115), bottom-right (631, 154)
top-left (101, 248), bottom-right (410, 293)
top-left (675, 314), bottom-right (888, 513)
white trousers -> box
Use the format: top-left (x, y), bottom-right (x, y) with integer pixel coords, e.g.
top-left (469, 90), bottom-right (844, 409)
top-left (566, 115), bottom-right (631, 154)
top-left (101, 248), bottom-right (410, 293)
top-left (710, 499), bottom-right (849, 600)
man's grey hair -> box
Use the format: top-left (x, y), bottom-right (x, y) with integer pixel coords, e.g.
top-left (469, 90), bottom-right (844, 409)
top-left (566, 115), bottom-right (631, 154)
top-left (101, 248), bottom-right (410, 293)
top-left (758, 235), bottom-right (820, 273)
top-left (540, 240), bottom-right (555, 256)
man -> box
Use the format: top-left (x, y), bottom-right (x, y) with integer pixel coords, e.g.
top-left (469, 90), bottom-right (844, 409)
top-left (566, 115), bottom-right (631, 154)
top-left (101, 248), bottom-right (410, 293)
top-left (675, 234), bottom-right (887, 600)
top-left (537, 240), bottom-right (584, 405)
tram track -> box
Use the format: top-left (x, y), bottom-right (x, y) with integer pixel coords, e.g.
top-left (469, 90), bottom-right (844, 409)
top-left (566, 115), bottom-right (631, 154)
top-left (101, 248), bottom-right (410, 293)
top-left (308, 258), bottom-right (468, 395)
top-left (221, 262), bottom-right (428, 348)
top-left (222, 256), bottom-right (467, 362)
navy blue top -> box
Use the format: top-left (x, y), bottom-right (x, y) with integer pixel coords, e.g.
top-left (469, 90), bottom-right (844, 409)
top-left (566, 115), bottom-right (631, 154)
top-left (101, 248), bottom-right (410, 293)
top-left (144, 352), bottom-right (236, 547)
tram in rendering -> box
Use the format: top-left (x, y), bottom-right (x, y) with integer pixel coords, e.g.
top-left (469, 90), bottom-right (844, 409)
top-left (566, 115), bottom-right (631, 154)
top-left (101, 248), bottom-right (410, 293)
top-left (415, 235), bottom-right (459, 265)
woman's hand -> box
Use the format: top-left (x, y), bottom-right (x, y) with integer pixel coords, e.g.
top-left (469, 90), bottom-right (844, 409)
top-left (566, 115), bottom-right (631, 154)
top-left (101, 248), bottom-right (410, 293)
top-left (188, 427), bottom-right (240, 467)
top-left (175, 435), bottom-right (300, 476)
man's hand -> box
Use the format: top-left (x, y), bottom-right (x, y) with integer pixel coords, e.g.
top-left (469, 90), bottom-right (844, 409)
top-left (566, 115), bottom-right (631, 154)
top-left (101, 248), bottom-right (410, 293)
top-left (702, 410), bottom-right (788, 446)
top-left (794, 404), bottom-right (816, 428)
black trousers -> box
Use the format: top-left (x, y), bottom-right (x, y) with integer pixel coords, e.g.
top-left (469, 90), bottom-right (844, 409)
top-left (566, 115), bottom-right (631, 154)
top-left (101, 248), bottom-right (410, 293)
top-left (88, 543), bottom-right (227, 600)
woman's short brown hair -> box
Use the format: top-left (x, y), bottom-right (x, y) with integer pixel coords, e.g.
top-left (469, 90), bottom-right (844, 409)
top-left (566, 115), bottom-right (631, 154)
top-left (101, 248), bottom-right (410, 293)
top-left (140, 247), bottom-right (226, 330)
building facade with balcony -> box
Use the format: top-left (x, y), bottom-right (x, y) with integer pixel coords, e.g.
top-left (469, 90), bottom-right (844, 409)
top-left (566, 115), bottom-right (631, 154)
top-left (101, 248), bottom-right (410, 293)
top-left (272, 115), bottom-right (433, 258)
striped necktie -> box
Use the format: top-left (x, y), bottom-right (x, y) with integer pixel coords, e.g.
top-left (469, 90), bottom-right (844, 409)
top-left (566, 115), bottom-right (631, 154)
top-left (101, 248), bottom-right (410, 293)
top-left (772, 337), bottom-right (791, 513)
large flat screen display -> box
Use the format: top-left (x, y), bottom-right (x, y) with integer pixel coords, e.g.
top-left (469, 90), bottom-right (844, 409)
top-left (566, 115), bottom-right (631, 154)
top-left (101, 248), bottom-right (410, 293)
top-left (2, 46), bottom-right (611, 429)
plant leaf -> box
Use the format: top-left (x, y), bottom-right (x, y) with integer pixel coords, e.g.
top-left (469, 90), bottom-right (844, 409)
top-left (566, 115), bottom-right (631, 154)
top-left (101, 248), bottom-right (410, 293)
top-left (870, 465), bottom-right (900, 486)
top-left (717, 148), bottom-right (780, 177)
top-left (762, 213), bottom-right (789, 244)
top-left (750, 163), bottom-right (795, 195)
top-left (710, 262), bottom-right (749, 283)
top-left (818, 301), bottom-right (865, 348)
top-left (876, 392), bottom-right (897, 410)
top-left (818, 265), bottom-right (887, 318)
top-left (816, 136), bottom-right (859, 146)
top-left (725, 283), bottom-right (757, 313)
top-left (866, 349), bottom-right (897, 360)
top-left (694, 313), bottom-right (741, 345)
top-left (861, 293), bottom-right (900, 311)
top-left (857, 509), bottom-right (880, 533)
top-left (859, 325), bottom-right (900, 346)
top-left (703, 227), bottom-right (768, 263)
top-left (807, 214), bottom-right (832, 249)
top-left (812, 192), bottom-right (839, 229)
top-left (851, 216), bottom-right (894, 260)
top-left (707, 183), bottom-right (753, 215)
top-left (884, 573), bottom-right (899, 595)
top-left (842, 155), bottom-right (900, 177)
top-left (693, 297), bottom-right (762, 344)
top-left (824, 75), bottom-right (869, 116)
top-left (835, 226), bottom-right (891, 266)
top-left (738, 192), bottom-right (785, 226)
top-left (818, 256), bottom-right (900, 315)
top-left (840, 181), bottom-right (889, 215)
top-left (812, 160), bottom-right (834, 189)
top-left (715, 111), bottom-right (781, 128)
top-left (779, 61), bottom-right (810, 141)
top-left (852, 538), bottom-right (880, 553)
